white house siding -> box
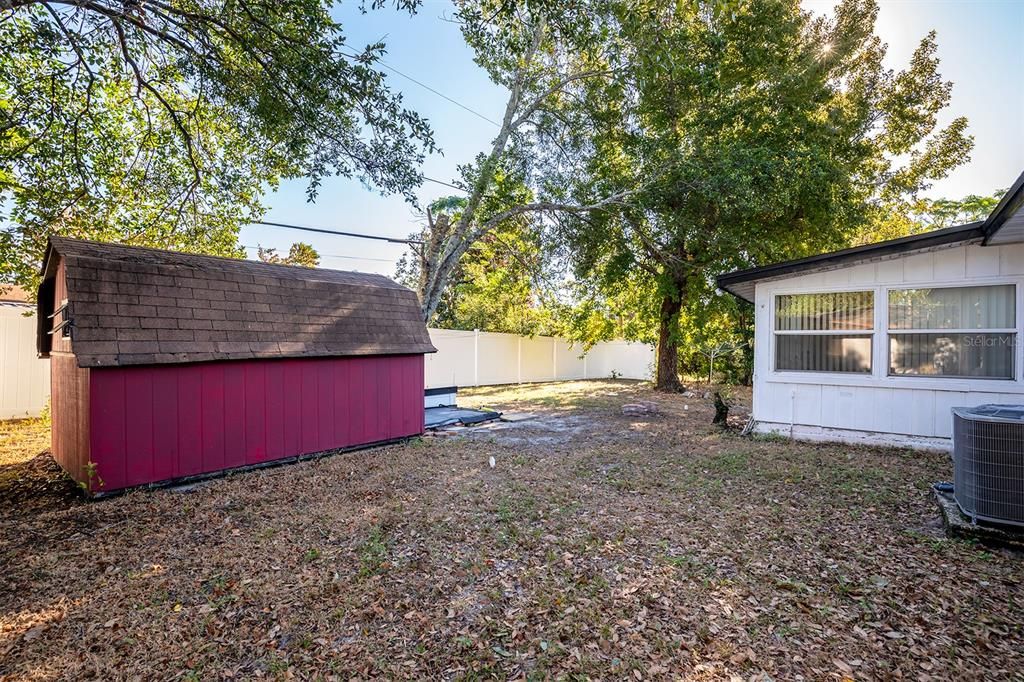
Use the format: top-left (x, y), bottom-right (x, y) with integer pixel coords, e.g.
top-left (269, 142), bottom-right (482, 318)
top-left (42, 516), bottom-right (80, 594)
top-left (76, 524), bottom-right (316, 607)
top-left (752, 241), bottom-right (1024, 449)
top-left (0, 304), bottom-right (50, 420)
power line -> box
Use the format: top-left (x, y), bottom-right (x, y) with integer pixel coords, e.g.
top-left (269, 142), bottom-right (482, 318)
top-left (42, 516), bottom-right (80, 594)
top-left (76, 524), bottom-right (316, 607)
top-left (241, 245), bottom-right (397, 263)
top-left (422, 175), bottom-right (470, 193)
top-left (249, 220), bottom-right (422, 245)
top-left (373, 59), bottom-right (504, 196)
top-left (378, 60), bottom-right (502, 128)
top-left (320, 253), bottom-right (397, 263)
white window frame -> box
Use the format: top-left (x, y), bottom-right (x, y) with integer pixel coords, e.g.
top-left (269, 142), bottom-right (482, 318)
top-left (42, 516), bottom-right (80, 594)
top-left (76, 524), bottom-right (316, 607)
top-left (772, 290), bottom-right (874, 374)
top-left (765, 274), bottom-right (1024, 393)
top-left (885, 282), bottom-right (1017, 380)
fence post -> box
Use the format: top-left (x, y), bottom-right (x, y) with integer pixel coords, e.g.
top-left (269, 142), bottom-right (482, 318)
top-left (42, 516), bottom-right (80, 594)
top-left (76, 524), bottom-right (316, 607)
top-left (517, 337), bottom-right (522, 384)
top-left (552, 337), bottom-right (557, 381)
top-left (473, 329), bottom-right (480, 387)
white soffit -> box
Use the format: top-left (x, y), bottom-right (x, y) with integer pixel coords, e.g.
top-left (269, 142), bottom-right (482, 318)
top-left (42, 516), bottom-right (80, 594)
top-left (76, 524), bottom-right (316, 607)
top-left (986, 209), bottom-right (1024, 245)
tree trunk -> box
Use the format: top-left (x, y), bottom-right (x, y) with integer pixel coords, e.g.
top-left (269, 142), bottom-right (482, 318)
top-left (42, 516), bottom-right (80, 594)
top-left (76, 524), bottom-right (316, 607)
top-left (713, 391), bottom-right (729, 425)
top-left (417, 26), bottom-right (543, 323)
top-left (655, 290), bottom-right (685, 392)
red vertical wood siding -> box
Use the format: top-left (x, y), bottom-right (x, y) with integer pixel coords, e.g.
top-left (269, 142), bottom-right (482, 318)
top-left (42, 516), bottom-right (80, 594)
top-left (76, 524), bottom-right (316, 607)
top-left (90, 370), bottom-right (127, 490)
top-left (86, 354), bottom-right (424, 492)
top-left (176, 366), bottom-right (203, 478)
top-left (49, 257), bottom-right (93, 489)
top-left (50, 354), bottom-right (91, 488)
top-left (50, 258), bottom-right (72, 354)
top-left (151, 370), bottom-right (179, 482)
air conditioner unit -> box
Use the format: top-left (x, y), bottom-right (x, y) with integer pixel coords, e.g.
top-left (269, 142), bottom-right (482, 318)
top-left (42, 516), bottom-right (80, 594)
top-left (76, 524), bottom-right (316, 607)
top-left (951, 405), bottom-right (1024, 527)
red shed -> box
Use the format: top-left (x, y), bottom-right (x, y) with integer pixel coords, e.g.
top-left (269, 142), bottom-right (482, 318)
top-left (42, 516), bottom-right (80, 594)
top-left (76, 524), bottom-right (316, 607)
top-left (37, 237), bottom-right (435, 495)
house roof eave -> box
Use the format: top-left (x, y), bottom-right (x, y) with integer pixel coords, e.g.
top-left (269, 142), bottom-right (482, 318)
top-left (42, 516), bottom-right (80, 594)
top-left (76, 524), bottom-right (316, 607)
top-left (981, 170), bottom-right (1024, 245)
top-left (716, 221), bottom-right (985, 303)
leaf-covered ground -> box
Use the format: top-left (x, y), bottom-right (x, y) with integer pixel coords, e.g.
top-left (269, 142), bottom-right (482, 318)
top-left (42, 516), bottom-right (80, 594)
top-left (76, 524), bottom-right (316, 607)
top-left (0, 380), bottom-right (1020, 680)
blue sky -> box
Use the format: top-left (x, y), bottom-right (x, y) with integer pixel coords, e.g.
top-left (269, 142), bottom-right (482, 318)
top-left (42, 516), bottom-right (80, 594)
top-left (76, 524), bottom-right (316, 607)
top-left (242, 0), bottom-right (1024, 276)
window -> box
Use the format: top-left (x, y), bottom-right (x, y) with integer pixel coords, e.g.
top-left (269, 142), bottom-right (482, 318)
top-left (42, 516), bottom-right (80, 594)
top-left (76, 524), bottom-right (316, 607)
top-left (774, 291), bottom-right (873, 373)
top-left (888, 285), bottom-right (1016, 379)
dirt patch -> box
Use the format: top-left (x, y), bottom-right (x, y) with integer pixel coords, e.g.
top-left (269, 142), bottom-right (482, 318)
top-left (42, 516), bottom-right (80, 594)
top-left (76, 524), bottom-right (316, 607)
top-left (453, 413), bottom-right (651, 447)
top-left (0, 453), bottom-right (82, 516)
top-left (0, 419), bottom-right (82, 517)
top-left (0, 380), bottom-right (1021, 680)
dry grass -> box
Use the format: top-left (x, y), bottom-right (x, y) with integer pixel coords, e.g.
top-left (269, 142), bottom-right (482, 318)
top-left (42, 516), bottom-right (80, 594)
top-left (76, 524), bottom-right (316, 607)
top-left (0, 417), bottom-right (81, 517)
top-left (0, 417), bottom-right (49, 467)
top-left (0, 380), bottom-right (1020, 680)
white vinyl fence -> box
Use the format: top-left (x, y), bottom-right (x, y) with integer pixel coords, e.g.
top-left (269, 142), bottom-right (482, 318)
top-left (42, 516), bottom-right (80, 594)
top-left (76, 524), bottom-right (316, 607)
top-left (0, 318), bottom-right (651, 420)
top-left (425, 328), bottom-right (654, 389)
top-left (0, 304), bottom-right (49, 420)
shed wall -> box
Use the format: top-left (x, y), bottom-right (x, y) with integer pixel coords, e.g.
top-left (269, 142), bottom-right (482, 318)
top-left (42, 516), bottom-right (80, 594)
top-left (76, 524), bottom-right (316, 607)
top-left (87, 353), bottom-right (424, 492)
top-left (752, 242), bottom-right (1024, 447)
top-left (50, 354), bottom-right (91, 485)
top-left (50, 257), bottom-right (72, 355)
top-left (49, 256), bottom-right (92, 484)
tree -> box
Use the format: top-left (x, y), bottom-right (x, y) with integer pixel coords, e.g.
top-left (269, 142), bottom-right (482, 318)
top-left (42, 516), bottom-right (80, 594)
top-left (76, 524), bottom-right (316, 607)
top-left (553, 0), bottom-right (973, 391)
top-left (699, 340), bottom-right (748, 385)
top-left (397, 193), bottom-right (561, 335)
top-left (560, 257), bottom-right (755, 385)
top-left (0, 0), bottom-right (435, 292)
top-left (414, 1), bottom-right (632, 322)
top-left (257, 242), bottom-right (321, 268)
top-left (855, 189), bottom-right (1004, 244)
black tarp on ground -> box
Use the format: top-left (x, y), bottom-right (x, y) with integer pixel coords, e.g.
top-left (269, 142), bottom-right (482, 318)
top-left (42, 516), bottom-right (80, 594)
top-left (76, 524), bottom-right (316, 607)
top-left (424, 406), bottom-right (501, 429)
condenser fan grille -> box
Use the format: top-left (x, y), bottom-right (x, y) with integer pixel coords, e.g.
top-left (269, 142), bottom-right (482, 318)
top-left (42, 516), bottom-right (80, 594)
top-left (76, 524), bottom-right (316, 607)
top-left (952, 405), bottom-right (1024, 527)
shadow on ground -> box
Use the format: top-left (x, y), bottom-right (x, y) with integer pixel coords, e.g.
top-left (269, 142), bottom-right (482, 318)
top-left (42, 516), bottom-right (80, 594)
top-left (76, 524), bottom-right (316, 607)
top-left (0, 380), bottom-right (1020, 680)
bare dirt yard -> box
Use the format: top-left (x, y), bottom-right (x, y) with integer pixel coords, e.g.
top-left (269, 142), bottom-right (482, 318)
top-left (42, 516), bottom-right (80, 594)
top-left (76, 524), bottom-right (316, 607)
top-left (0, 380), bottom-right (1021, 680)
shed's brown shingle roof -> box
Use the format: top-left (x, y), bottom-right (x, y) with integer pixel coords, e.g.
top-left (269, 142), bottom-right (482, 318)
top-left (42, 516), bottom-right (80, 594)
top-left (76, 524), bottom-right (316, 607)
top-left (38, 237), bottom-right (435, 367)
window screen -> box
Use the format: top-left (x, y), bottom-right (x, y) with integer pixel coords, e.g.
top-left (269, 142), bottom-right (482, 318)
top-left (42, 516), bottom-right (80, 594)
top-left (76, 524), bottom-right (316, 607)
top-left (888, 285), bottom-right (1016, 379)
top-left (774, 292), bottom-right (874, 373)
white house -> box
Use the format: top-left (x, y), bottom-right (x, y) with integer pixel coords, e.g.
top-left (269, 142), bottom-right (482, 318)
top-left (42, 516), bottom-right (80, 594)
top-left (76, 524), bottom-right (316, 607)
top-left (718, 170), bottom-right (1024, 450)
